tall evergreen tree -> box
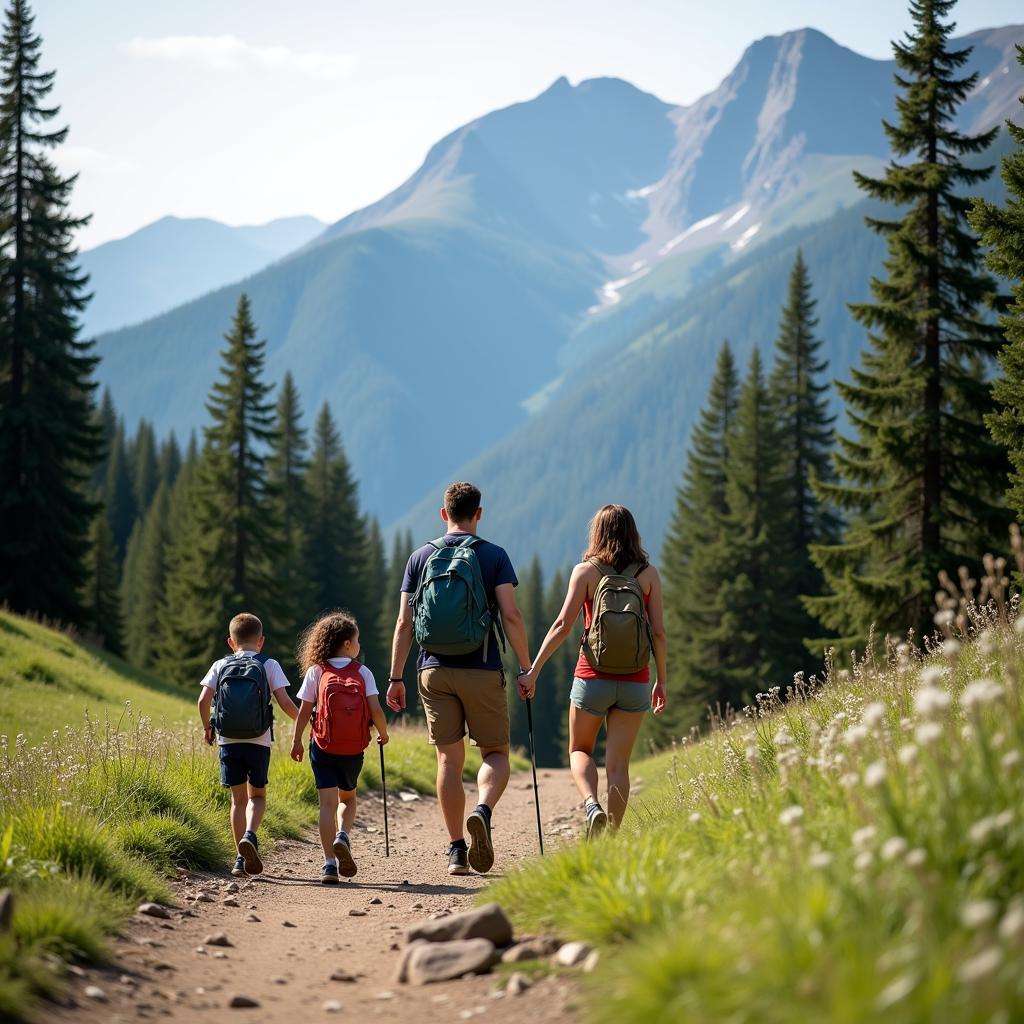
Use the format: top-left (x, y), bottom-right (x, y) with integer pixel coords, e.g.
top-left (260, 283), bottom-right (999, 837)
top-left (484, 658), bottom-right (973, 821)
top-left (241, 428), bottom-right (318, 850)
top-left (305, 402), bottom-right (368, 619)
top-left (157, 431), bottom-right (182, 487)
top-left (81, 511), bottom-right (122, 653)
top-left (768, 250), bottom-right (837, 665)
top-left (361, 518), bottom-right (389, 674)
top-left (718, 348), bottom-right (790, 703)
top-left (809, 0), bottom-right (1006, 649)
top-left (0, 0), bottom-right (100, 623)
top-left (380, 529), bottom-right (418, 717)
top-left (103, 421), bottom-right (135, 558)
top-left (265, 371), bottom-right (315, 667)
top-left (156, 295), bottom-right (277, 683)
top-left (91, 388), bottom-right (117, 491)
top-left (121, 482), bottom-right (169, 668)
top-left (660, 341), bottom-right (739, 735)
top-left (970, 44), bottom-right (1024, 523)
top-left (131, 420), bottom-right (159, 514)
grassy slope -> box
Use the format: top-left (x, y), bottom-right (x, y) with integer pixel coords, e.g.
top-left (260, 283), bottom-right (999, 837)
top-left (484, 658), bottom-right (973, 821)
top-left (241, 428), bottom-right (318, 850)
top-left (0, 611), bottom-right (518, 1020)
top-left (492, 619), bottom-right (1024, 1022)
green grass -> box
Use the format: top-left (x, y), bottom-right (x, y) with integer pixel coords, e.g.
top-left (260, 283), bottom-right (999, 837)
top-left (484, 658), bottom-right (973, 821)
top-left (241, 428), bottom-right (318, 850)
top-left (0, 609), bottom-right (515, 1020)
top-left (491, 618), bottom-right (1024, 1023)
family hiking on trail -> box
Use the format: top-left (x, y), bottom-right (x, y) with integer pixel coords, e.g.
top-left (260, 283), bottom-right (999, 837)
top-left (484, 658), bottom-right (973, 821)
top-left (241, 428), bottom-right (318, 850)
top-left (196, 481), bottom-right (668, 883)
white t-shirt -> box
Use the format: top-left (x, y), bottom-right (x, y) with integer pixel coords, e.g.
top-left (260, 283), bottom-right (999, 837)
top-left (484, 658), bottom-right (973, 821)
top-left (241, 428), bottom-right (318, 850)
top-left (297, 658), bottom-right (378, 704)
top-left (200, 650), bottom-right (290, 748)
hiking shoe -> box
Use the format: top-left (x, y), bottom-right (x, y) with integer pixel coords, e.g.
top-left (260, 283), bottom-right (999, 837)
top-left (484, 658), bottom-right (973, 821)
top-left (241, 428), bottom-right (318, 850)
top-left (585, 801), bottom-right (608, 840)
top-left (231, 855), bottom-right (246, 877)
top-left (447, 843), bottom-right (469, 876)
top-left (332, 831), bottom-right (357, 878)
top-left (238, 830), bottom-right (263, 875)
top-left (321, 862), bottom-right (340, 885)
top-left (466, 807), bottom-right (494, 874)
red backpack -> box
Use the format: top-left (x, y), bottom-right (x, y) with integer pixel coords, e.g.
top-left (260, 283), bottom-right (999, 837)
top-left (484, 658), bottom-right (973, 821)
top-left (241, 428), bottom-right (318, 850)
top-left (310, 660), bottom-right (371, 755)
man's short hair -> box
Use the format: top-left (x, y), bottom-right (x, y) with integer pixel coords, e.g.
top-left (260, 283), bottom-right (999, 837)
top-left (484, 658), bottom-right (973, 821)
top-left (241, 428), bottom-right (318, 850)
top-left (444, 481), bottom-right (482, 523)
top-left (229, 613), bottom-right (263, 645)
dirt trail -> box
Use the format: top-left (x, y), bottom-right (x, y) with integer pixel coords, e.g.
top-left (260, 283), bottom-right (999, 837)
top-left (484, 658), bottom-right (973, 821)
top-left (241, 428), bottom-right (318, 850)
top-left (56, 768), bottom-right (586, 1024)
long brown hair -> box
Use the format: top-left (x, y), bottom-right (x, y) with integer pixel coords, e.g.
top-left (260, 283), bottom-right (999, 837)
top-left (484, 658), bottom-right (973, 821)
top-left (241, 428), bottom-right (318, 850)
top-left (583, 504), bottom-right (649, 572)
top-left (297, 611), bottom-right (358, 674)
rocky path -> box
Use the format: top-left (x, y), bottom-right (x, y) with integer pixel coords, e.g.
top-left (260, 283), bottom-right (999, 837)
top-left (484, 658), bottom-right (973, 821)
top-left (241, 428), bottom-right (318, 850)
top-left (55, 768), bottom-right (587, 1024)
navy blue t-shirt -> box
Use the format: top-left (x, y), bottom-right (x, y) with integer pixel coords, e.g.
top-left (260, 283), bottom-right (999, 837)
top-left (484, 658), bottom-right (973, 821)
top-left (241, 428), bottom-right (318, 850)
top-left (401, 531), bottom-right (518, 671)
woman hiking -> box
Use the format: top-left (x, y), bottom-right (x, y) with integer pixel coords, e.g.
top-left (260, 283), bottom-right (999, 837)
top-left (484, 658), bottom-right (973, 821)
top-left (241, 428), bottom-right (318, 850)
top-left (519, 504), bottom-right (667, 837)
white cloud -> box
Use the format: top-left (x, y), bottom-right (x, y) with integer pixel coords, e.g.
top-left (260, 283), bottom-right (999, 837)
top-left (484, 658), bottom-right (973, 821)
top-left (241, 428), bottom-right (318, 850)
top-left (122, 34), bottom-right (354, 81)
top-left (55, 145), bottom-right (137, 175)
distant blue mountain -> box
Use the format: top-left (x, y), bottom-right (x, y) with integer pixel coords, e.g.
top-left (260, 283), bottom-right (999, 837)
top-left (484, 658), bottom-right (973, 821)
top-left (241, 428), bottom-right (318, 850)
top-left (79, 215), bottom-right (325, 336)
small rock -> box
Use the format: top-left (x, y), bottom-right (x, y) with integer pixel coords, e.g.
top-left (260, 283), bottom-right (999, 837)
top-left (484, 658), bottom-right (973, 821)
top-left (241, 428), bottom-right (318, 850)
top-left (376, 991), bottom-right (395, 1000)
top-left (137, 903), bottom-right (172, 920)
top-left (401, 880), bottom-right (410, 886)
top-left (369, 897), bottom-right (383, 905)
top-left (0, 889), bottom-right (13, 931)
top-left (246, 914), bottom-right (260, 923)
top-left (398, 791), bottom-right (420, 802)
top-left (555, 941), bottom-right (592, 967)
top-left (221, 898), bottom-right (240, 908)
top-left (406, 903), bottom-right (513, 947)
top-left (195, 947), bottom-right (207, 955)
top-left (349, 909), bottom-right (367, 917)
top-left (138, 937), bottom-right (162, 947)
top-left (323, 1000), bottom-right (342, 1013)
top-left (272, 977), bottom-right (288, 985)
top-left (84, 985), bottom-right (108, 1002)
top-left (205, 932), bottom-right (233, 948)
top-left (247, 904), bottom-right (258, 911)
top-left (330, 969), bottom-right (357, 983)
top-left (282, 920), bottom-right (297, 928)
top-left (412, 903), bottom-right (423, 910)
top-left (405, 939), bottom-right (499, 985)
top-left (228, 994), bottom-right (261, 1008)
top-left (120, 974), bottom-right (137, 986)
top-left (501, 936), bottom-right (560, 963)
top-left (213, 951), bottom-right (228, 959)
top-left (67, 964), bottom-right (87, 978)
top-left (389, 942), bottom-right (400, 951)
top-left (582, 949), bottom-right (600, 973)
top-left (428, 911), bottom-right (450, 920)
top-left (224, 882), bottom-right (240, 894)
top-left (195, 893), bottom-right (215, 904)
top-left (506, 972), bottom-right (532, 996)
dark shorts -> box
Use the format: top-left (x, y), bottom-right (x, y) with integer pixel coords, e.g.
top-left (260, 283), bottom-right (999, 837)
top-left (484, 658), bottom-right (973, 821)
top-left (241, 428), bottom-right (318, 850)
top-left (219, 743), bottom-right (271, 788)
top-left (309, 740), bottom-right (364, 792)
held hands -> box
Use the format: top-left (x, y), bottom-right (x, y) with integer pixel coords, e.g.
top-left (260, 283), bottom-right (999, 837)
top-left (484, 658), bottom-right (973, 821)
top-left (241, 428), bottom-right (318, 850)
top-left (386, 681), bottom-right (406, 713)
top-left (290, 738), bottom-right (305, 763)
top-left (651, 680), bottom-right (667, 716)
top-left (517, 666), bottom-right (536, 700)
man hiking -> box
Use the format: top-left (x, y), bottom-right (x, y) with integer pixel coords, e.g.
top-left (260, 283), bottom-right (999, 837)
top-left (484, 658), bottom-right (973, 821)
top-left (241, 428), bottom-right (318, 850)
top-left (386, 482), bottom-right (532, 876)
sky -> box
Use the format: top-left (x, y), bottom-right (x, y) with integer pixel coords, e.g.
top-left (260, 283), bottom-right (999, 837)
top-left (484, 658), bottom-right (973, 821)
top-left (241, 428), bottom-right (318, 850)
top-left (39, 0), bottom-right (1023, 249)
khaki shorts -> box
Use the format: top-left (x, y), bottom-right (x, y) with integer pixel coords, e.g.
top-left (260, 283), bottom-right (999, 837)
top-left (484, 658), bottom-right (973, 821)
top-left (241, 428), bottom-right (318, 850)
top-left (418, 667), bottom-right (510, 748)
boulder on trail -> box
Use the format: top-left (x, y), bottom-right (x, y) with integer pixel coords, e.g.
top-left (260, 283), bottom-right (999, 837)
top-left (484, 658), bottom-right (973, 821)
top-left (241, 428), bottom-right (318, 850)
top-left (137, 902), bottom-right (172, 920)
top-left (204, 932), bottom-right (233, 947)
top-left (501, 936), bottom-right (561, 963)
top-left (394, 940), bottom-right (427, 984)
top-left (404, 939), bottom-right (499, 985)
top-left (555, 941), bottom-right (592, 966)
top-left (228, 994), bottom-right (261, 1008)
top-left (405, 902), bottom-right (513, 947)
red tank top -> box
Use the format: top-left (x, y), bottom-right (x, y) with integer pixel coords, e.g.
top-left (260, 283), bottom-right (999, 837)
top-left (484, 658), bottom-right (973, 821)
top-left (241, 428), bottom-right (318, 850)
top-left (574, 591), bottom-right (652, 683)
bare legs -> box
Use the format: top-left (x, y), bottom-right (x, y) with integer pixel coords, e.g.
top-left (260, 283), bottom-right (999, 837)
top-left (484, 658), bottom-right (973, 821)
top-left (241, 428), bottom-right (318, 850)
top-left (316, 788), bottom-right (357, 860)
top-left (229, 783), bottom-right (266, 847)
top-left (435, 740), bottom-right (510, 841)
top-left (568, 705), bottom-right (645, 828)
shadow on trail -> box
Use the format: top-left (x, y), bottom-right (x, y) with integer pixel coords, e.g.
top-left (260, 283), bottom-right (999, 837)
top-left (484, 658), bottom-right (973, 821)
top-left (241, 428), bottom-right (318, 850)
top-left (252, 875), bottom-right (486, 896)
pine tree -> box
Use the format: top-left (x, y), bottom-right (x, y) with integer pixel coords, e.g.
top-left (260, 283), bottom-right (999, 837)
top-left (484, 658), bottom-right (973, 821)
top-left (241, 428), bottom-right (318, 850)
top-left (131, 420), bottom-right (159, 515)
top-left (768, 251), bottom-right (837, 667)
top-left (103, 422), bottom-right (136, 559)
top-left (91, 388), bottom-right (117, 491)
top-left (265, 371), bottom-right (315, 668)
top-left (0, 0), bottom-right (100, 623)
top-left (717, 347), bottom-right (790, 705)
top-left (81, 511), bottom-right (122, 653)
top-left (660, 342), bottom-right (739, 736)
top-left (380, 529), bottom-right (419, 717)
top-left (305, 402), bottom-right (368, 619)
top-left (121, 482), bottom-right (169, 668)
top-left (970, 44), bottom-right (1024, 523)
top-left (361, 518), bottom-right (389, 674)
top-left (809, 0), bottom-right (1006, 649)
top-left (157, 432), bottom-right (182, 488)
top-left (156, 295), bottom-right (277, 683)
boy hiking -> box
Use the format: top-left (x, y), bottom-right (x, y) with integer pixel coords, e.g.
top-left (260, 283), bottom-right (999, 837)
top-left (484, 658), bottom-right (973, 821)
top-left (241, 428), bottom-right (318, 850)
top-left (290, 611), bottom-right (389, 884)
top-left (197, 613), bottom-right (299, 877)
top-left (386, 482), bottom-right (532, 876)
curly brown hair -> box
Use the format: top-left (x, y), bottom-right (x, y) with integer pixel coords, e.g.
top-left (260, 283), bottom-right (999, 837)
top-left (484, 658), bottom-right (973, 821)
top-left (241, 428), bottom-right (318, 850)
top-left (297, 611), bottom-right (359, 673)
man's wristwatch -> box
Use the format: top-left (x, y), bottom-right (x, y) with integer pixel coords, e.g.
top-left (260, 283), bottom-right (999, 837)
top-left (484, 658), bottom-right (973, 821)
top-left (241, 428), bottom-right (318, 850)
top-left (388, 677), bottom-right (404, 684)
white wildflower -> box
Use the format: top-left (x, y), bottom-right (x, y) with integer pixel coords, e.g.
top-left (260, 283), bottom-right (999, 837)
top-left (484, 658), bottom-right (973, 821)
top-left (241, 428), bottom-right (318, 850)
top-left (733, 807), bottom-right (744, 818)
top-left (957, 947), bottom-right (1001, 983)
top-left (995, 810), bottom-right (1014, 829)
top-left (862, 702), bottom-right (886, 729)
top-left (933, 608), bottom-right (955, 628)
top-left (905, 848), bottom-right (927, 868)
top-left (1001, 749), bottom-right (1021, 770)
top-left (809, 851), bottom-right (832, 869)
top-left (1015, 615), bottom-right (1024, 635)
top-left (914, 685), bottom-right (951, 720)
top-left (844, 724), bottom-right (869, 748)
top-left (852, 826), bottom-right (877, 850)
top-left (839, 772), bottom-right (859, 790)
top-left (689, 812), bottom-right (702, 824)
top-left (960, 677), bottom-right (1002, 712)
top-left (779, 806), bottom-right (804, 828)
top-left (864, 761), bottom-right (887, 788)
top-left (875, 975), bottom-right (916, 1011)
top-left (897, 744), bottom-right (919, 766)
top-left (854, 850), bottom-right (874, 872)
top-left (998, 902), bottom-right (1024, 943)
top-left (915, 722), bottom-right (943, 746)
top-left (881, 837), bottom-right (908, 862)
top-left (920, 665), bottom-right (946, 688)
top-left (942, 638), bottom-right (961, 659)
top-left (773, 728), bottom-right (793, 747)
top-left (960, 900), bottom-right (998, 929)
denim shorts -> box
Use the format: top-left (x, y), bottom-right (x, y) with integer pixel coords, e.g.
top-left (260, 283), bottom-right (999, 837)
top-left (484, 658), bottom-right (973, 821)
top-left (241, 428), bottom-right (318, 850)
top-left (219, 743), bottom-right (271, 788)
top-left (309, 740), bottom-right (364, 792)
top-left (570, 677), bottom-right (650, 716)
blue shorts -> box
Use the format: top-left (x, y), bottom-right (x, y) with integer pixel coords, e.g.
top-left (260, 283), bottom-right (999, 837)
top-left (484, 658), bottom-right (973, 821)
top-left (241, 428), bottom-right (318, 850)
top-left (570, 677), bottom-right (650, 717)
top-left (219, 743), bottom-right (271, 788)
top-left (309, 740), bottom-right (364, 792)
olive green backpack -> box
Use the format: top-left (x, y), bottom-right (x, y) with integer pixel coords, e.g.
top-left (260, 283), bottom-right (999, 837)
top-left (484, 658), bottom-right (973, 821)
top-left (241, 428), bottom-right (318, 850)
top-left (581, 559), bottom-right (653, 675)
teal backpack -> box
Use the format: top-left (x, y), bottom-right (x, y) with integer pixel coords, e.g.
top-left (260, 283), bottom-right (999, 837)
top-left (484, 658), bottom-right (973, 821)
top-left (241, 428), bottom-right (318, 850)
top-left (411, 536), bottom-right (504, 658)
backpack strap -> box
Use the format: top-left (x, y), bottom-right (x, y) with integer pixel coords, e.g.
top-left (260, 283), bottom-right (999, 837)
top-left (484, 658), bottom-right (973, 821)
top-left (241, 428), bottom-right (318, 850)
top-left (587, 557), bottom-right (615, 578)
top-left (621, 562), bottom-right (644, 579)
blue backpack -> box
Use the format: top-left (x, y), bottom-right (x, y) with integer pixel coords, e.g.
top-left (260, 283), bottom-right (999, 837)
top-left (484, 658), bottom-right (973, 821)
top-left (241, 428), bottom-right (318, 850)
top-left (212, 652), bottom-right (274, 740)
top-left (411, 536), bottom-right (504, 659)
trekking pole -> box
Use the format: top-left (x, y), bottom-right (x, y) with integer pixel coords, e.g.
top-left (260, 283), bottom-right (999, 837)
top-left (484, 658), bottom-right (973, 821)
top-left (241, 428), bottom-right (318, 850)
top-left (379, 736), bottom-right (390, 858)
top-left (525, 697), bottom-right (544, 856)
